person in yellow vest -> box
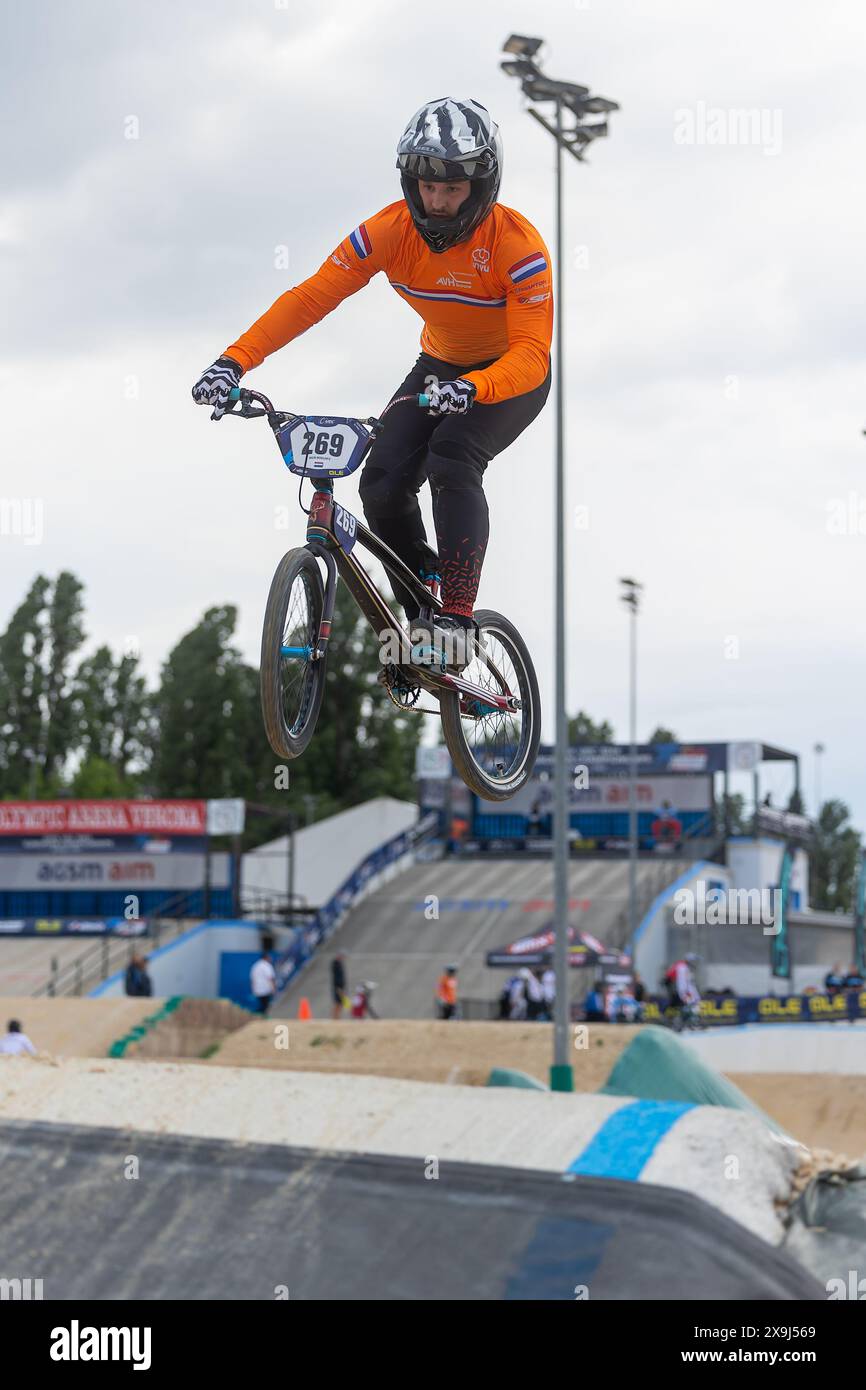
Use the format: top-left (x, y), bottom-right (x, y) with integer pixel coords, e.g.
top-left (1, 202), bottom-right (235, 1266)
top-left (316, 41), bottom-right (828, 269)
top-left (436, 964), bottom-right (459, 1020)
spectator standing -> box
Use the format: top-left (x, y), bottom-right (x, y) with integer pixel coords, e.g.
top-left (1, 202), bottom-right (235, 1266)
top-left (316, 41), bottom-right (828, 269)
top-left (448, 815), bottom-right (469, 853)
top-left (351, 982), bottom-right (379, 1019)
top-left (436, 965), bottom-right (459, 1020)
top-left (0, 1020), bottom-right (36, 1055)
top-left (250, 949), bottom-right (277, 1015)
top-left (541, 964), bottom-right (556, 1020)
top-left (331, 953), bottom-right (347, 1019)
top-left (124, 954), bottom-right (153, 997)
top-left (583, 980), bottom-right (607, 1022)
top-left (498, 978), bottom-right (513, 1019)
top-left (508, 972), bottom-right (527, 1021)
top-left (824, 961), bottom-right (847, 997)
top-left (524, 967), bottom-right (544, 1021)
top-left (609, 985), bottom-right (638, 1023)
top-left (665, 953), bottom-right (701, 1008)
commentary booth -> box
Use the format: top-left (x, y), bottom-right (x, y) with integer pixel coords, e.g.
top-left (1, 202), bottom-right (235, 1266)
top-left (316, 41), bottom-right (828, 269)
top-left (422, 739), bottom-right (803, 861)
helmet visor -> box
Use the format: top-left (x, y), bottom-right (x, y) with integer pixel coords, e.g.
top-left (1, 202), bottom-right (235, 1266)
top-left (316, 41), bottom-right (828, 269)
top-left (397, 151), bottom-right (494, 181)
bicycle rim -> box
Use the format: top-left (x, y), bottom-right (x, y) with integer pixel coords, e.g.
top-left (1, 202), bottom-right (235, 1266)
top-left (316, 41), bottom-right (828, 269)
top-left (440, 609), bottom-right (539, 800)
top-left (261, 549), bottom-right (326, 758)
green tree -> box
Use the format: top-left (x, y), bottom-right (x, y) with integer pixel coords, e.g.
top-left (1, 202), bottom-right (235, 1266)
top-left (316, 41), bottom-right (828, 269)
top-left (787, 787), bottom-right (806, 815)
top-left (720, 792), bottom-right (749, 834)
top-left (149, 590), bottom-right (422, 832)
top-left (0, 572), bottom-right (86, 795)
top-left (0, 575), bottom-right (50, 795)
top-left (72, 755), bottom-right (128, 798)
top-left (151, 605), bottom-right (252, 798)
top-left (73, 646), bottom-right (152, 776)
top-left (567, 711), bottom-right (615, 744)
top-left (42, 571), bottom-right (86, 775)
top-left (649, 726), bottom-right (677, 744)
top-left (811, 800), bottom-right (861, 913)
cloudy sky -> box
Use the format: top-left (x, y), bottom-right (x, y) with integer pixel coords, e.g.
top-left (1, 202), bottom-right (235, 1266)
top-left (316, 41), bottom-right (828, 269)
top-left (2, 0), bottom-right (864, 825)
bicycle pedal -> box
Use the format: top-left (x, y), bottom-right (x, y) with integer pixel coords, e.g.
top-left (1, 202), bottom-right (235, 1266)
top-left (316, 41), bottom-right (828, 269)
top-left (410, 644), bottom-right (447, 673)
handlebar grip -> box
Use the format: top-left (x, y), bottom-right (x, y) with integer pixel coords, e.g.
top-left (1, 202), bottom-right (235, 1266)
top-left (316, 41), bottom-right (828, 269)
top-left (229, 387), bottom-right (241, 401)
top-left (418, 393), bottom-right (430, 407)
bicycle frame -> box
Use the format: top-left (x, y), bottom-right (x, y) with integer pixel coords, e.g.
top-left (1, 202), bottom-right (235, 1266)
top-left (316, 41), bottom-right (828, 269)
top-left (225, 385), bottom-right (520, 717)
top-left (305, 486), bottom-right (518, 714)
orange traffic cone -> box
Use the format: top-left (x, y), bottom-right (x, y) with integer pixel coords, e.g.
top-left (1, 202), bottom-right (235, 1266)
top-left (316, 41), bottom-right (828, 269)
top-left (298, 997), bottom-right (312, 1021)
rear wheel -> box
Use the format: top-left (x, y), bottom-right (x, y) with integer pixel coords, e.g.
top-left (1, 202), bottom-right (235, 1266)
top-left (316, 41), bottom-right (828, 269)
top-left (439, 608), bottom-right (540, 801)
top-left (260, 547), bottom-right (327, 759)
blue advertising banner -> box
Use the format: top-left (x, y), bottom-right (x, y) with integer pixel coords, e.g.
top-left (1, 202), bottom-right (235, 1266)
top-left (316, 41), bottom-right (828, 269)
top-left (641, 989), bottom-right (866, 1027)
top-left (0, 916), bottom-right (148, 936)
top-left (0, 835), bottom-right (208, 854)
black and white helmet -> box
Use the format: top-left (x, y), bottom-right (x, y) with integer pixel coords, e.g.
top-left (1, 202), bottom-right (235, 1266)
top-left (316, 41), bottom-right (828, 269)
top-left (397, 97), bottom-right (502, 253)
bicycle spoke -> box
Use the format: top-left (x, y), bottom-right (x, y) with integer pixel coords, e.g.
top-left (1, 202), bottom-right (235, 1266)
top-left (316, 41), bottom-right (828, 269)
top-left (280, 575), bottom-right (315, 732)
top-left (458, 628), bottom-right (527, 782)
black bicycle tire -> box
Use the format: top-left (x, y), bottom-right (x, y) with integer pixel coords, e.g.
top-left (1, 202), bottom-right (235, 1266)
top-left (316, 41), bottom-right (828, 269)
top-left (260, 547), bottom-right (327, 760)
top-left (439, 607), bottom-right (541, 801)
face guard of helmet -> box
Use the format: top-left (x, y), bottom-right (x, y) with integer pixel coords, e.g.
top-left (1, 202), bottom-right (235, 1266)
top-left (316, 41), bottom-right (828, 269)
top-left (397, 97), bottom-right (502, 254)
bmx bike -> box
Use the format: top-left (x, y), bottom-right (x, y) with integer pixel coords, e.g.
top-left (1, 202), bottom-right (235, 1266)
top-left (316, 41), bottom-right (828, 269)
top-left (670, 999), bottom-right (707, 1032)
top-left (222, 385), bottom-right (541, 800)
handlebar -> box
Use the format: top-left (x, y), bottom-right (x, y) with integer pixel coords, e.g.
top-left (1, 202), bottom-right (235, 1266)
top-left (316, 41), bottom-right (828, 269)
top-left (224, 386), bottom-right (431, 429)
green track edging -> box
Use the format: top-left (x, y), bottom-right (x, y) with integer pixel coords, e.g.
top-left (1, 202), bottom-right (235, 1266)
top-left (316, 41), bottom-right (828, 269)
top-left (107, 996), bottom-right (186, 1058)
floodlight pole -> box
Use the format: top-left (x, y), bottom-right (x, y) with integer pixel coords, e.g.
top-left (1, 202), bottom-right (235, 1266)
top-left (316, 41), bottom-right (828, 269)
top-left (619, 578), bottom-right (642, 962)
top-left (500, 36), bottom-right (617, 1091)
top-left (550, 94), bottom-right (573, 1092)
top-left (628, 592), bottom-right (638, 957)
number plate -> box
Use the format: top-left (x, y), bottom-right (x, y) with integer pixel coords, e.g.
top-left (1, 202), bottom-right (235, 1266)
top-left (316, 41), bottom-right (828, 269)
top-left (276, 416), bottom-right (371, 478)
top-left (332, 503), bottom-right (358, 553)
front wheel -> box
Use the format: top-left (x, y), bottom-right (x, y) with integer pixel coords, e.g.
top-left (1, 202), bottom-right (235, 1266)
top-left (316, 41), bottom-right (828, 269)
top-left (439, 608), bottom-right (541, 801)
top-left (260, 547), bottom-right (327, 759)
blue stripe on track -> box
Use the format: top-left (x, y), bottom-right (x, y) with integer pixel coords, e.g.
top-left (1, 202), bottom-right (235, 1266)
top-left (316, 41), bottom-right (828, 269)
top-left (566, 1099), bottom-right (694, 1181)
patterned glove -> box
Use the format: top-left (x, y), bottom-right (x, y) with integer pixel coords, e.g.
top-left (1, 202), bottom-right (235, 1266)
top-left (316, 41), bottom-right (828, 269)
top-left (425, 378), bottom-right (477, 417)
top-left (191, 356), bottom-right (244, 420)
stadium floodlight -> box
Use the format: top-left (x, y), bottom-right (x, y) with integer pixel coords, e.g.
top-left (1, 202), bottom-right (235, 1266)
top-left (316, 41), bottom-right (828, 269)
top-left (524, 75), bottom-right (590, 104)
top-left (619, 577), bottom-right (642, 611)
top-left (580, 95), bottom-right (620, 114)
top-left (500, 58), bottom-right (541, 81)
top-left (501, 36), bottom-right (619, 1093)
top-left (502, 33), bottom-right (544, 58)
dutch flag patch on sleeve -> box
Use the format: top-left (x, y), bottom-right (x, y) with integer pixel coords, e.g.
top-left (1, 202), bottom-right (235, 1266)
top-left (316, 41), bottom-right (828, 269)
top-left (349, 223), bottom-right (373, 259)
top-left (508, 251), bottom-right (548, 284)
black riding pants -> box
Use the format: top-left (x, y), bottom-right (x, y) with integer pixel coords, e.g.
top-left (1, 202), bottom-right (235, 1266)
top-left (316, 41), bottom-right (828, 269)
top-left (358, 352), bottom-right (551, 621)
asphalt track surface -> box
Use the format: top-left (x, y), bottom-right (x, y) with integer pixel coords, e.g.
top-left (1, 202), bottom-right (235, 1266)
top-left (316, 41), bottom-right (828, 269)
top-left (0, 1119), bottom-right (822, 1300)
top-left (273, 855), bottom-right (681, 1019)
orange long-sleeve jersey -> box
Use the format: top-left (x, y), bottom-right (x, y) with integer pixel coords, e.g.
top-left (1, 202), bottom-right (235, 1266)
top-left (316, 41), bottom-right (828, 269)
top-left (224, 201), bottom-right (553, 405)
